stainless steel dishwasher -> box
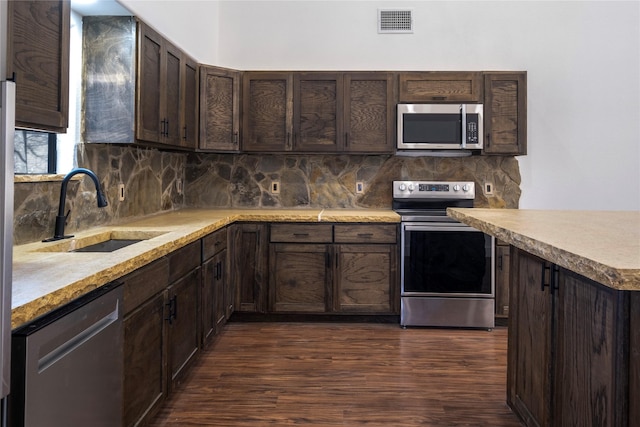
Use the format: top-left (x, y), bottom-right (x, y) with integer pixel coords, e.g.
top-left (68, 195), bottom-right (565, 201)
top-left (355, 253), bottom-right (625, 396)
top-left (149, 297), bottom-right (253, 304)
top-left (10, 281), bottom-right (123, 427)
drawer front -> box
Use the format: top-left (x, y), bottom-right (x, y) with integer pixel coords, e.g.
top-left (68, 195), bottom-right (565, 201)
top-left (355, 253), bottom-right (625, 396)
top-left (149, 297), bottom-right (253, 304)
top-left (202, 227), bottom-right (227, 260)
top-left (168, 241), bottom-right (202, 282)
top-left (270, 224), bottom-right (333, 243)
top-left (333, 224), bottom-right (397, 244)
top-left (123, 257), bottom-right (170, 316)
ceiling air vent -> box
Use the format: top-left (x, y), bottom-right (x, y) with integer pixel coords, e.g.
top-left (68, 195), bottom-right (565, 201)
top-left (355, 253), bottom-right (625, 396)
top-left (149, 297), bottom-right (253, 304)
top-left (378, 8), bottom-right (413, 34)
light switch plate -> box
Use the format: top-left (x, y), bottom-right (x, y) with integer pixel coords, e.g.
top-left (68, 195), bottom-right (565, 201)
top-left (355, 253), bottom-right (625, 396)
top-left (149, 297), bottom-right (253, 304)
top-left (484, 182), bottom-right (494, 195)
top-left (271, 181), bottom-right (280, 194)
top-left (356, 182), bottom-right (364, 194)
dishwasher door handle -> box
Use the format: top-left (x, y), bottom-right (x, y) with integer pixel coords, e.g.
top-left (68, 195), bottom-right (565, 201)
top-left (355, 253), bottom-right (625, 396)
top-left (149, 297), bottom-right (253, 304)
top-left (37, 301), bottom-right (120, 373)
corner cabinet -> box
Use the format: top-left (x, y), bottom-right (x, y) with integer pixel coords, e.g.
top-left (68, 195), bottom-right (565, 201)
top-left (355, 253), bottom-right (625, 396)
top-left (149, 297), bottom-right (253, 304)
top-left (82, 17), bottom-right (197, 149)
top-left (242, 72), bottom-right (395, 153)
top-left (483, 72), bottom-right (527, 155)
top-left (199, 65), bottom-right (241, 152)
top-left (508, 247), bottom-right (632, 427)
top-left (7, 0), bottom-right (70, 132)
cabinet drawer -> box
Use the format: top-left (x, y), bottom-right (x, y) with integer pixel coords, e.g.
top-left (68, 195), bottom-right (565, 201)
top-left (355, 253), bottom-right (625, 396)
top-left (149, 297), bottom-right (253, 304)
top-left (202, 227), bottom-right (227, 260)
top-left (270, 224), bottom-right (333, 243)
top-left (122, 257), bottom-right (170, 316)
top-left (168, 241), bottom-right (202, 282)
top-left (333, 224), bottom-right (397, 244)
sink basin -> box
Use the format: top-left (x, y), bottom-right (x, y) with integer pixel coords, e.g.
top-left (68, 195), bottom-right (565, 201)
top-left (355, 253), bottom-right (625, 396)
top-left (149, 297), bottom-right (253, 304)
top-left (36, 230), bottom-right (167, 253)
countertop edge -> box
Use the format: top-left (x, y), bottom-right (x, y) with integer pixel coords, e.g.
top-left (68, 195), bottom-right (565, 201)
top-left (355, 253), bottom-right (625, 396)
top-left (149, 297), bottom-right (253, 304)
top-left (12, 209), bottom-right (400, 328)
top-left (447, 208), bottom-right (640, 291)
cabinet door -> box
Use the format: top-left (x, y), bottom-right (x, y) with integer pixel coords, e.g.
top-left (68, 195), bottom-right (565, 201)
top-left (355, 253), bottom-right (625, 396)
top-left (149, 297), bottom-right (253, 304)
top-left (483, 72), bottom-right (527, 155)
top-left (201, 256), bottom-right (216, 346)
top-left (202, 249), bottom-right (226, 347)
top-left (269, 243), bottom-right (331, 313)
top-left (507, 248), bottom-right (552, 427)
top-left (398, 72), bottom-right (483, 103)
top-left (199, 66), bottom-right (241, 151)
top-left (343, 72), bottom-right (395, 153)
top-left (293, 72), bottom-right (342, 152)
top-left (242, 72), bottom-right (293, 152)
top-left (494, 243), bottom-right (510, 317)
top-left (229, 223), bottom-right (268, 312)
top-left (335, 244), bottom-right (396, 313)
top-left (7, 0), bottom-right (70, 132)
top-left (180, 54), bottom-right (198, 149)
top-left (631, 293), bottom-right (640, 426)
top-left (168, 268), bottom-right (201, 390)
top-left (163, 41), bottom-right (182, 146)
top-left (137, 22), bottom-right (163, 143)
top-left (123, 292), bottom-right (167, 427)
top-left (553, 268), bottom-right (629, 427)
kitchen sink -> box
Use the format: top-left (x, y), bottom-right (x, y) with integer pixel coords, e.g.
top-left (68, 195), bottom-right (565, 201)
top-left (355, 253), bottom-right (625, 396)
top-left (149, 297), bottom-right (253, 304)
top-left (35, 230), bottom-right (167, 253)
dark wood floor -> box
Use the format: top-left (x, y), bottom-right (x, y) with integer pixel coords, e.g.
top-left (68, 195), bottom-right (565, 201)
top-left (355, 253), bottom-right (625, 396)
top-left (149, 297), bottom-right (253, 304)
top-left (150, 322), bottom-right (523, 426)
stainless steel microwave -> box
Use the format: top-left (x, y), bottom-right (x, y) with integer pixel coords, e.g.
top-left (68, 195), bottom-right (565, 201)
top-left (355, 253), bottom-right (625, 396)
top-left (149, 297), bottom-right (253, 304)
top-left (397, 103), bottom-right (483, 152)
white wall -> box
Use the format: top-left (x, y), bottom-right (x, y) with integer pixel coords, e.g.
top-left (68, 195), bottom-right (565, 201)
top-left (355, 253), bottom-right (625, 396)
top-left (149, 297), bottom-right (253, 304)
top-left (122, 0), bottom-right (640, 211)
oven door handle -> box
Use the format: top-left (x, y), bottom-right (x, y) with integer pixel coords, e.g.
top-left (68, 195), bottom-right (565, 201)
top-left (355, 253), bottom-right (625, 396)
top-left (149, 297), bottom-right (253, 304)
top-left (403, 223), bottom-right (479, 232)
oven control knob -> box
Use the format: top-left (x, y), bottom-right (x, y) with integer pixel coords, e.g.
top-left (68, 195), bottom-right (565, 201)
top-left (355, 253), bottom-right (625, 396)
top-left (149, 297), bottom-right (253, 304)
top-left (407, 183), bottom-right (415, 192)
top-left (399, 183), bottom-right (407, 191)
top-left (453, 184), bottom-right (461, 192)
top-left (462, 184), bottom-right (470, 192)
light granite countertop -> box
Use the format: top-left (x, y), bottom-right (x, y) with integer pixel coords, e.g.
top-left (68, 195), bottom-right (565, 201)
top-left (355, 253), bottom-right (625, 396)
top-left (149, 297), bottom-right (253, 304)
top-left (12, 208), bottom-right (399, 328)
top-left (447, 208), bottom-right (640, 291)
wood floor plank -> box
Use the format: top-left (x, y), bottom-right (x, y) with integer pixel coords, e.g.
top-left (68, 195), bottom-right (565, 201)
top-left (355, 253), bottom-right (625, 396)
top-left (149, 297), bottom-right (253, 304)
top-left (150, 322), bottom-right (522, 426)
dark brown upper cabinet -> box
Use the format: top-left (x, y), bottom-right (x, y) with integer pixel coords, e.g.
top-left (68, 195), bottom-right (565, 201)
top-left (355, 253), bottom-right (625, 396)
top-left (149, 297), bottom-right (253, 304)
top-left (243, 71), bottom-right (395, 154)
top-left (242, 72), bottom-right (293, 152)
top-left (199, 65), bottom-right (241, 152)
top-left (398, 71), bottom-right (483, 103)
top-left (82, 17), bottom-right (196, 150)
top-left (181, 56), bottom-right (199, 150)
top-left (7, 0), bottom-right (70, 133)
top-left (343, 72), bottom-right (395, 153)
top-left (293, 72), bottom-right (343, 152)
top-left (137, 22), bottom-right (182, 147)
top-left (483, 72), bottom-right (527, 155)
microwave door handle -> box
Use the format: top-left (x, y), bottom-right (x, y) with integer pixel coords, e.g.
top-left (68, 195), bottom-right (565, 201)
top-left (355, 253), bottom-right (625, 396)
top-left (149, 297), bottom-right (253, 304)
top-left (460, 104), bottom-right (467, 149)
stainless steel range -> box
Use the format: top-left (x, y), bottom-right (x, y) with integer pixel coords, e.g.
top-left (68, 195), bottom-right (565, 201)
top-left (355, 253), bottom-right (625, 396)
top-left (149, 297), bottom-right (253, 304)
top-left (393, 181), bottom-right (495, 329)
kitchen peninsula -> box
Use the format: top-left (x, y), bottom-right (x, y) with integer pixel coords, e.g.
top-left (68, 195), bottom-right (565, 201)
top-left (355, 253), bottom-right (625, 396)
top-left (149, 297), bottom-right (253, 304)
top-left (448, 208), bottom-right (639, 427)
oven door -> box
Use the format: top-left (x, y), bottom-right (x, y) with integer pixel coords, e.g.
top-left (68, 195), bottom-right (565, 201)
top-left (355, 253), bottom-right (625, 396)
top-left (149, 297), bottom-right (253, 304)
top-left (401, 222), bottom-right (495, 298)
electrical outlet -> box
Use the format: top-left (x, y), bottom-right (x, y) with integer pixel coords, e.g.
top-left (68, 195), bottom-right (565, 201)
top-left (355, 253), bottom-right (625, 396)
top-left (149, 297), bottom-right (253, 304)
top-left (356, 181), bottom-right (364, 194)
top-left (118, 183), bottom-right (125, 201)
top-left (271, 181), bottom-right (280, 194)
top-left (176, 178), bottom-right (183, 195)
top-left (484, 182), bottom-right (494, 196)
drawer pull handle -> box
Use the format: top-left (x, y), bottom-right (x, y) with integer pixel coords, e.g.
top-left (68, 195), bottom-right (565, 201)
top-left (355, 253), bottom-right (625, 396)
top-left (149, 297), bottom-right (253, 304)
top-left (293, 233), bottom-right (310, 237)
top-left (357, 233), bottom-right (374, 238)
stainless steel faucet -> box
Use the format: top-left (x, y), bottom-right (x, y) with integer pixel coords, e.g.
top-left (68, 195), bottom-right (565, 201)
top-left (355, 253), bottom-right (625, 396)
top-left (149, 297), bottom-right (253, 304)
top-left (43, 168), bottom-right (108, 242)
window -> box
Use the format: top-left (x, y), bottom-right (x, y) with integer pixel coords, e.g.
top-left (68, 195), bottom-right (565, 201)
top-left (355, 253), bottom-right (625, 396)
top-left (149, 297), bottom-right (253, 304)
top-left (14, 130), bottom-right (57, 174)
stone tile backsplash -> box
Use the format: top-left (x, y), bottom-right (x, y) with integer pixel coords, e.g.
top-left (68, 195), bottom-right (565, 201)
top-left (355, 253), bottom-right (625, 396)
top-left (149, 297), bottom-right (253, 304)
top-left (13, 144), bottom-right (187, 245)
top-left (14, 146), bottom-right (520, 245)
top-left (185, 153), bottom-right (521, 210)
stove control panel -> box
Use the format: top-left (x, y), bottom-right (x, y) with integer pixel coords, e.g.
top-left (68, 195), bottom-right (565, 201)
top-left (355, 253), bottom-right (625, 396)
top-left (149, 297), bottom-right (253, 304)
top-left (393, 181), bottom-right (475, 199)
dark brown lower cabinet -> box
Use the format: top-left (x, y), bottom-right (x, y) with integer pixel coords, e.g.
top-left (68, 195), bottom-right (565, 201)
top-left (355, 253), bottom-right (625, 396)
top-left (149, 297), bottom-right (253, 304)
top-left (167, 267), bottom-right (201, 390)
top-left (508, 247), bottom-right (632, 427)
top-left (269, 243), bottom-right (332, 312)
top-left (122, 259), bottom-right (170, 427)
top-left (335, 244), bottom-right (396, 313)
top-left (123, 291), bottom-right (167, 427)
top-left (122, 242), bottom-right (202, 426)
top-left (230, 223), bottom-right (268, 313)
top-left (201, 228), bottom-right (228, 347)
top-left (268, 223), bottom-right (398, 315)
